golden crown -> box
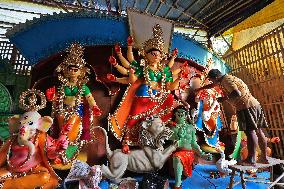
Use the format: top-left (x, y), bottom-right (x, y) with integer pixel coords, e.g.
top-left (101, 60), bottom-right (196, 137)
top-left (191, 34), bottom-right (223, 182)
top-left (19, 89), bottom-right (46, 112)
top-left (56, 43), bottom-right (87, 73)
top-left (142, 24), bottom-right (165, 54)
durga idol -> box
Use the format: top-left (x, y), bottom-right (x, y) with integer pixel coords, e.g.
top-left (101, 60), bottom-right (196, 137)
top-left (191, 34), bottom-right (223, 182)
top-left (107, 24), bottom-right (182, 153)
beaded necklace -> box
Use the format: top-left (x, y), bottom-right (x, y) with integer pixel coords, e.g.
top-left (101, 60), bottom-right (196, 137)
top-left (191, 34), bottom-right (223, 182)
top-left (143, 63), bottom-right (168, 102)
top-left (7, 133), bottom-right (39, 170)
top-left (52, 83), bottom-right (83, 121)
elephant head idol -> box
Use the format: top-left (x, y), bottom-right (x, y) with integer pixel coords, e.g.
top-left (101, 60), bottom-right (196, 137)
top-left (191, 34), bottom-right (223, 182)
top-left (0, 89), bottom-right (68, 189)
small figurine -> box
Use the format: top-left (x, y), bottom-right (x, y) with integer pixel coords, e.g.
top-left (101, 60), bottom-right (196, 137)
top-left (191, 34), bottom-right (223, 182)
top-left (0, 89), bottom-right (65, 189)
top-left (107, 24), bottom-right (183, 153)
top-left (199, 69), bottom-right (269, 166)
top-left (97, 116), bottom-right (177, 182)
top-left (46, 43), bottom-right (102, 166)
top-left (170, 106), bottom-right (212, 189)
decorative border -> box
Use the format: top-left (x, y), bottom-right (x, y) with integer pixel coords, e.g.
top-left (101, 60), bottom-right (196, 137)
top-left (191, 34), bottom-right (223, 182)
top-left (173, 32), bottom-right (231, 73)
top-left (6, 11), bottom-right (127, 38)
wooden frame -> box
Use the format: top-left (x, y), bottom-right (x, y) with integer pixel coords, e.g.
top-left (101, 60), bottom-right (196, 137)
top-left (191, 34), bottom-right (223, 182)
top-left (223, 23), bottom-right (284, 159)
top-left (0, 41), bottom-right (30, 75)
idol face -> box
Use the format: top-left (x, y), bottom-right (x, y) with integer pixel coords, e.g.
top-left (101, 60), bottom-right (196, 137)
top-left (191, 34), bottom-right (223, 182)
top-left (67, 66), bottom-right (81, 80)
top-left (146, 50), bottom-right (162, 66)
top-left (190, 77), bottom-right (202, 90)
top-left (175, 109), bottom-right (187, 122)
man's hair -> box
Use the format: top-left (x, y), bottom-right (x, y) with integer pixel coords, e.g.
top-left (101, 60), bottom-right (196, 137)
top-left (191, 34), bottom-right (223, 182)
top-left (207, 69), bottom-right (224, 79)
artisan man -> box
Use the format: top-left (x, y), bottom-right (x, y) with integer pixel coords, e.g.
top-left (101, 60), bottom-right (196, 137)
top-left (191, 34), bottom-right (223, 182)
top-left (197, 69), bottom-right (269, 166)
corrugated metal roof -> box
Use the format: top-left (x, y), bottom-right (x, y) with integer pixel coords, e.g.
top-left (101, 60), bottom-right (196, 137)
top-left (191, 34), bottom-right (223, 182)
top-left (1, 0), bottom-right (274, 36)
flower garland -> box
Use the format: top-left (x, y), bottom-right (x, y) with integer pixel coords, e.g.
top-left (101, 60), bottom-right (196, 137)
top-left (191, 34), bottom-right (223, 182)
top-left (50, 82), bottom-right (85, 164)
top-left (52, 84), bottom-right (83, 121)
top-left (7, 133), bottom-right (39, 172)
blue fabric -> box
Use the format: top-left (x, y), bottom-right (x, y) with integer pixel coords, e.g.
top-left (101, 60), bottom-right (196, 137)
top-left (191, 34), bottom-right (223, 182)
top-left (195, 100), bottom-right (223, 147)
top-left (181, 164), bottom-right (269, 189)
top-left (171, 33), bottom-right (231, 74)
top-left (135, 84), bottom-right (157, 97)
top-left (77, 103), bottom-right (84, 117)
top-left (195, 100), bottom-right (204, 131)
top-left (205, 129), bottom-right (219, 147)
top-left (8, 13), bottom-right (129, 64)
top-left (217, 115), bottom-right (223, 130)
top-left (98, 180), bottom-right (109, 188)
top-left (100, 164), bottom-right (269, 189)
top-left (63, 103), bottom-right (84, 117)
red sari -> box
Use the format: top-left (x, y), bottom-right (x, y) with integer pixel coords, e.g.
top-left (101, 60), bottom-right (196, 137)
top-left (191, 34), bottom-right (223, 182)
top-left (108, 80), bottom-right (174, 145)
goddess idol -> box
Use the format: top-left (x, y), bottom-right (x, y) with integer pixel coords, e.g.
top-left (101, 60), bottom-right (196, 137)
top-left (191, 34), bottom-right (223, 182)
top-left (107, 24), bottom-right (181, 153)
top-left (0, 89), bottom-right (63, 189)
top-left (45, 43), bottom-right (102, 166)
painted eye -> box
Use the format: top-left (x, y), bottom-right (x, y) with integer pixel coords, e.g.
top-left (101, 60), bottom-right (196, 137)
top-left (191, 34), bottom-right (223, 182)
top-left (28, 122), bottom-right (33, 125)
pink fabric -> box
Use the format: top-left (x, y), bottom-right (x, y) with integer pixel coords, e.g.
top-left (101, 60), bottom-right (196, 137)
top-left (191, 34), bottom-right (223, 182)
top-left (9, 144), bottom-right (42, 173)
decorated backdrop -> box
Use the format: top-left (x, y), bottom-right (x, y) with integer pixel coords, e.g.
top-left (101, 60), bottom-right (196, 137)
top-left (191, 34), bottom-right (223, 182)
top-left (6, 11), bottom-right (230, 74)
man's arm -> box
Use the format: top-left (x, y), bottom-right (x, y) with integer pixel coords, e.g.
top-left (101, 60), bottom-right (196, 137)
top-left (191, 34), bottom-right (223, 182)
top-left (217, 89), bottom-right (241, 103)
top-left (195, 83), bottom-right (217, 93)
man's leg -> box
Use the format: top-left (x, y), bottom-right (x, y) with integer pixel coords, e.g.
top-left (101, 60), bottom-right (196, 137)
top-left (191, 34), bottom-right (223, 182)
top-left (243, 130), bottom-right (258, 164)
top-left (256, 128), bottom-right (268, 163)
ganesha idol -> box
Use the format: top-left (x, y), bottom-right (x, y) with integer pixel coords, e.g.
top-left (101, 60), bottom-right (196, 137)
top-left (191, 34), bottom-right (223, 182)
top-left (191, 71), bottom-right (224, 152)
top-left (107, 24), bottom-right (183, 153)
top-left (0, 89), bottom-right (67, 189)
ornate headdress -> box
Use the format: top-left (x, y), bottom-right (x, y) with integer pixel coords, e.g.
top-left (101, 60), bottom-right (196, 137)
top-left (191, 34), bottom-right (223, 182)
top-left (19, 89), bottom-right (46, 112)
top-left (142, 24), bottom-right (165, 54)
top-left (56, 43), bottom-right (87, 72)
top-left (56, 43), bottom-right (90, 85)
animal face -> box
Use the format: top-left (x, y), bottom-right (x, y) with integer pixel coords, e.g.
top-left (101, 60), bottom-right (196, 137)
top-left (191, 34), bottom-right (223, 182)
top-left (147, 117), bottom-right (165, 137)
top-left (140, 116), bottom-right (173, 150)
top-left (19, 111), bottom-right (41, 132)
top-left (17, 111), bottom-right (53, 139)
